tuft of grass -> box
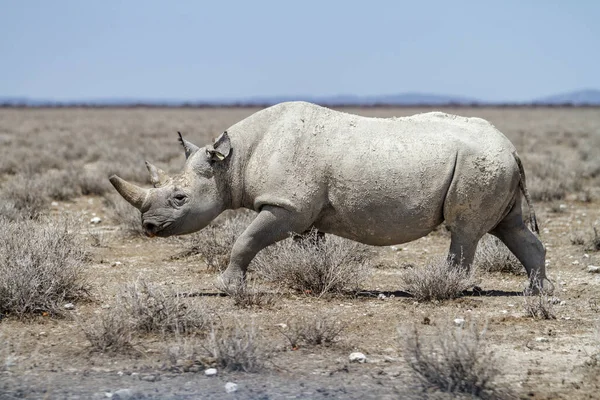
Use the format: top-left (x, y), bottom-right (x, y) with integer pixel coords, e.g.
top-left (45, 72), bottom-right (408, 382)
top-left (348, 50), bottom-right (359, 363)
top-left (403, 323), bottom-right (502, 398)
top-left (523, 289), bottom-right (556, 320)
top-left (253, 230), bottom-right (372, 297)
top-left (474, 235), bottom-right (524, 275)
top-left (205, 321), bottom-right (265, 372)
top-left (570, 227), bottom-right (600, 252)
top-left (224, 281), bottom-right (278, 309)
top-left (0, 217), bottom-right (90, 317)
top-left (164, 337), bottom-right (216, 373)
top-left (402, 258), bottom-right (477, 302)
top-left (80, 311), bottom-right (135, 354)
top-left (279, 314), bottom-right (346, 349)
top-left (118, 279), bottom-right (209, 335)
top-left (0, 174), bottom-right (50, 220)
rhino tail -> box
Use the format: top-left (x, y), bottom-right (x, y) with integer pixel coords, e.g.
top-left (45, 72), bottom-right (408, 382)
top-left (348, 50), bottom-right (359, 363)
top-left (513, 152), bottom-right (539, 234)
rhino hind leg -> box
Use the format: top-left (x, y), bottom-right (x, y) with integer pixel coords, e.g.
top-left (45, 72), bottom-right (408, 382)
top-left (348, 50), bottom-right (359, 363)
top-left (447, 230), bottom-right (481, 271)
top-left (490, 198), bottom-right (551, 294)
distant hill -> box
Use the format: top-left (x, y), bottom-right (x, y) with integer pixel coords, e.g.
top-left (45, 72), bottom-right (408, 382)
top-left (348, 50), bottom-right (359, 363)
top-left (1, 89), bottom-right (599, 107)
top-left (531, 89), bottom-right (600, 105)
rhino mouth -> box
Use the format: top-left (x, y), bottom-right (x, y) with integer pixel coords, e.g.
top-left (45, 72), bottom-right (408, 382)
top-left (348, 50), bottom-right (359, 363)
top-left (143, 221), bottom-right (173, 238)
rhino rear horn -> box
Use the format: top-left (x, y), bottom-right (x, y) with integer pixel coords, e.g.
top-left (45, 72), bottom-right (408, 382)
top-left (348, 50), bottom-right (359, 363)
top-left (145, 161), bottom-right (171, 187)
top-left (177, 131), bottom-right (200, 159)
top-left (109, 175), bottom-right (148, 210)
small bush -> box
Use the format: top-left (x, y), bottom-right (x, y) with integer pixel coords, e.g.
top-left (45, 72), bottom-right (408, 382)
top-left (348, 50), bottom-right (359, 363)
top-left (0, 174), bottom-right (50, 220)
top-left (205, 321), bottom-right (265, 372)
top-left (279, 314), bottom-right (346, 348)
top-left (253, 230), bottom-right (372, 297)
top-left (118, 279), bottom-right (208, 335)
top-left (402, 258), bottom-right (477, 302)
top-left (225, 282), bottom-right (277, 309)
top-left (403, 323), bottom-right (501, 398)
top-left (570, 227), bottom-right (600, 252)
top-left (164, 338), bottom-right (216, 372)
top-left (474, 235), bottom-right (524, 275)
top-left (0, 217), bottom-right (90, 317)
top-left (80, 311), bottom-right (135, 354)
top-left (523, 289), bottom-right (556, 320)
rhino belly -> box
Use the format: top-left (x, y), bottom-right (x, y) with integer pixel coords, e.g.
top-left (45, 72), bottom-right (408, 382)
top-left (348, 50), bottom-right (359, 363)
top-left (314, 198), bottom-right (444, 246)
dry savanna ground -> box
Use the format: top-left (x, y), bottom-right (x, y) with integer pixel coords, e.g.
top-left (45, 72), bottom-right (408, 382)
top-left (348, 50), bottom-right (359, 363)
top-left (1, 106), bottom-right (600, 399)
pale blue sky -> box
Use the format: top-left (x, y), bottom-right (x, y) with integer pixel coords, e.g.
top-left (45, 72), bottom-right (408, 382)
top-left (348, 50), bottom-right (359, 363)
top-left (1, 0), bottom-right (598, 102)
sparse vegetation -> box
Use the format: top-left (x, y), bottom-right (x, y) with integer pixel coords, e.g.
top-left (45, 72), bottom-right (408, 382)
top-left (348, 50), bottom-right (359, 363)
top-left (80, 311), bottom-right (135, 354)
top-left (570, 227), bottom-right (600, 252)
top-left (279, 314), bottom-right (346, 348)
top-left (523, 282), bottom-right (557, 320)
top-left (253, 230), bottom-right (372, 297)
top-left (205, 321), bottom-right (265, 372)
top-left (225, 281), bottom-right (277, 308)
top-left (118, 279), bottom-right (209, 335)
top-left (403, 323), bottom-right (501, 398)
top-left (103, 193), bottom-right (145, 235)
top-left (0, 217), bottom-right (90, 317)
top-left (402, 258), bottom-right (477, 302)
top-left (474, 235), bottom-right (524, 275)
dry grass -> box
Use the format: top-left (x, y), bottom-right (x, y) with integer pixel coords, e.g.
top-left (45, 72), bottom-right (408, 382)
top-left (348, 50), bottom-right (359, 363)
top-left (402, 323), bottom-right (501, 398)
top-left (225, 281), bottom-right (278, 309)
top-left (474, 235), bottom-right (524, 275)
top-left (205, 321), bottom-right (265, 372)
top-left (402, 258), bottom-right (477, 302)
top-left (118, 279), bottom-right (209, 335)
top-left (570, 227), bottom-right (600, 252)
top-left (253, 230), bottom-right (372, 297)
top-left (0, 217), bottom-right (90, 317)
top-left (80, 311), bottom-right (135, 354)
top-left (279, 314), bottom-right (346, 349)
top-left (523, 290), bottom-right (557, 320)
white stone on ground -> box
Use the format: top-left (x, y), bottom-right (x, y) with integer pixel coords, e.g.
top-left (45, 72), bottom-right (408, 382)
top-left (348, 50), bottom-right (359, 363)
top-left (204, 368), bottom-right (217, 376)
top-left (349, 352), bottom-right (367, 363)
top-left (225, 382), bottom-right (238, 393)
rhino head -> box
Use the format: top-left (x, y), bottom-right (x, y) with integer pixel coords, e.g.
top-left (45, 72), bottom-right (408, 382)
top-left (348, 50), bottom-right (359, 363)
top-left (109, 132), bottom-right (232, 237)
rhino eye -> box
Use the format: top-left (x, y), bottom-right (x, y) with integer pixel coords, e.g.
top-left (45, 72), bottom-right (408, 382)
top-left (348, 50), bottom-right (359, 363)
top-left (174, 194), bottom-right (186, 201)
top-left (172, 194), bottom-right (187, 205)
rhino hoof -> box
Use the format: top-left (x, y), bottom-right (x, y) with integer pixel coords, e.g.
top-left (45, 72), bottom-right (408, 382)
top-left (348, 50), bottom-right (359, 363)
top-left (216, 273), bottom-right (245, 294)
top-left (524, 278), bottom-right (554, 296)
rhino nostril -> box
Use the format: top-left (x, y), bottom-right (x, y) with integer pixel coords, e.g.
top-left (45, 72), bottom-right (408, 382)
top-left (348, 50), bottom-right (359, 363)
top-left (143, 222), bottom-right (157, 232)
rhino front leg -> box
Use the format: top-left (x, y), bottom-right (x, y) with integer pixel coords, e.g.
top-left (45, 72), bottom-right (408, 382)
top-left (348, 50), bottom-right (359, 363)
top-left (218, 205), bottom-right (309, 292)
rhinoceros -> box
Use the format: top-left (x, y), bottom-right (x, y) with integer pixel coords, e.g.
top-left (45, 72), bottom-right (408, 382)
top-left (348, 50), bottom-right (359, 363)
top-left (109, 101), bottom-right (549, 292)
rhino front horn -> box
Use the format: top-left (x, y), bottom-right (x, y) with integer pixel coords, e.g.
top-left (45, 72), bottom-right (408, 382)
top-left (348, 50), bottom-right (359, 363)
top-left (109, 175), bottom-right (148, 209)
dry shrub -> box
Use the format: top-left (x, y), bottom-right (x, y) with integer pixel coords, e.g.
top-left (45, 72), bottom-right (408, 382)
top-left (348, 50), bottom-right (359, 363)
top-left (0, 174), bottom-right (50, 220)
top-left (118, 279), bottom-right (208, 335)
top-left (205, 321), bottom-right (265, 372)
top-left (164, 337), bottom-right (216, 373)
top-left (279, 314), bottom-right (346, 348)
top-left (523, 289), bottom-right (556, 320)
top-left (402, 258), bottom-right (477, 302)
top-left (0, 217), bottom-right (90, 317)
top-left (103, 193), bottom-right (144, 235)
top-left (80, 311), bottom-right (135, 354)
top-left (403, 323), bottom-right (501, 398)
top-left (474, 235), bottom-right (524, 275)
top-left (570, 227), bottom-right (600, 252)
top-left (253, 230), bottom-right (372, 297)
top-left (225, 282), bottom-right (277, 309)
top-left (180, 211), bottom-right (254, 272)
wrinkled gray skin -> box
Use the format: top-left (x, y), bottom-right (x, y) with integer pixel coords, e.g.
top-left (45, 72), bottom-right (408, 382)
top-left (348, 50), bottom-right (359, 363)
top-left (110, 102), bottom-right (550, 293)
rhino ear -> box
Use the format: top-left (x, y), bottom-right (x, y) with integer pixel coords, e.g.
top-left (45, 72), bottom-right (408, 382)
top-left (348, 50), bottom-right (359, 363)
top-left (206, 131), bottom-right (231, 162)
top-left (145, 161), bottom-right (171, 187)
top-left (177, 131), bottom-right (200, 159)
